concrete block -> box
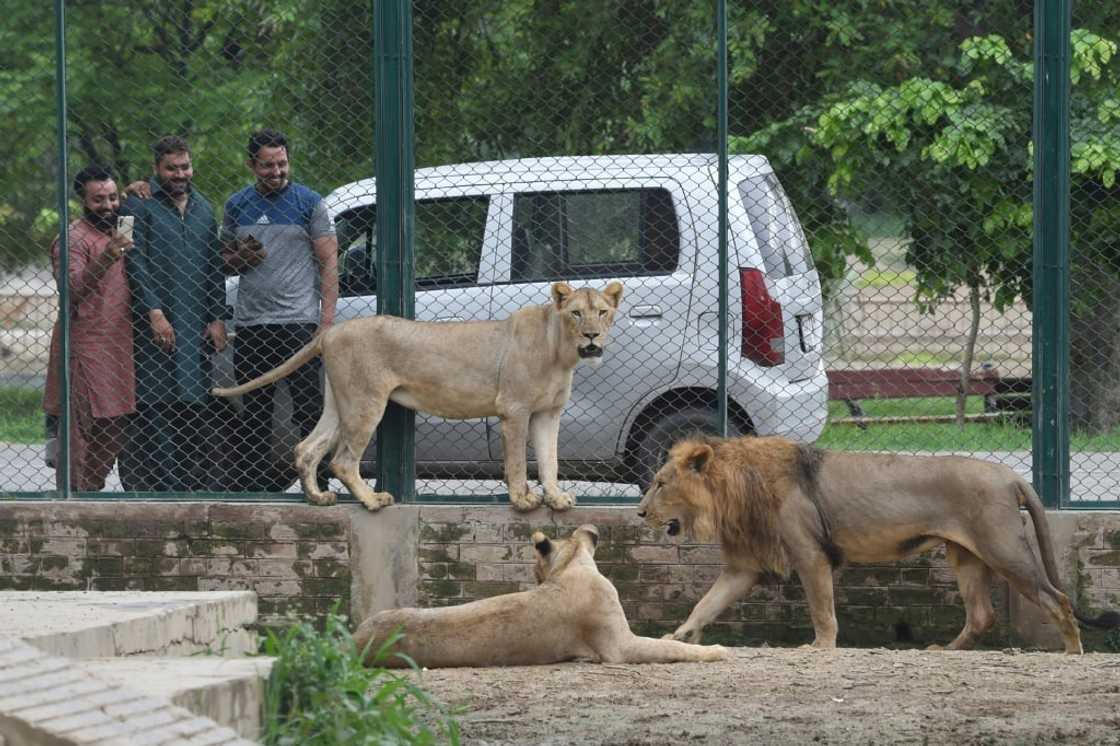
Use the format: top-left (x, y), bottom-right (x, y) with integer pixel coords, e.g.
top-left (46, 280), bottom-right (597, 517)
top-left (350, 505), bottom-right (419, 625)
top-left (80, 657), bottom-right (272, 741)
top-left (2, 591), bottom-right (258, 659)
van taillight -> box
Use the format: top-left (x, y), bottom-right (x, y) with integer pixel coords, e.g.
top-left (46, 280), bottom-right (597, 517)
top-left (739, 268), bottom-right (785, 366)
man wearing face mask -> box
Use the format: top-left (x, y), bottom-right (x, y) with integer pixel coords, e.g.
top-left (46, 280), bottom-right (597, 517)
top-left (219, 128), bottom-right (338, 491)
top-left (120, 135), bottom-right (227, 492)
top-left (42, 165), bottom-right (136, 491)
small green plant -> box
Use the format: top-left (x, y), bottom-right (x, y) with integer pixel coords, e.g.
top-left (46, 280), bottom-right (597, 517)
top-left (261, 609), bottom-right (460, 746)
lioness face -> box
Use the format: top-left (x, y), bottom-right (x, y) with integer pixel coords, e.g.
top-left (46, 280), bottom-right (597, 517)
top-left (551, 281), bottom-right (624, 367)
top-left (637, 441), bottom-right (716, 540)
top-left (531, 524), bottom-right (600, 583)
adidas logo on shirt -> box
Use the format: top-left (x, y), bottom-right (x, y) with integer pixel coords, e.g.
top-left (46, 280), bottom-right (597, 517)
top-left (256, 214), bottom-right (270, 225)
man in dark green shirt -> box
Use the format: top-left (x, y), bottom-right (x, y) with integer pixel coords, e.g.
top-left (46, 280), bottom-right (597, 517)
top-left (120, 135), bottom-right (227, 491)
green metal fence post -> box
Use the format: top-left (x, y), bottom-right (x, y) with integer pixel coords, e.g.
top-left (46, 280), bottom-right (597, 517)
top-left (716, 0), bottom-right (728, 437)
top-left (1032, 0), bottom-right (1071, 508)
top-left (53, 0), bottom-right (71, 499)
top-left (373, 0), bottom-right (417, 502)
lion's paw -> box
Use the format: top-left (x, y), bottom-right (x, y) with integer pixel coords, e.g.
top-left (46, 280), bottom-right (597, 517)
top-left (665, 628), bottom-right (701, 644)
top-left (925, 644), bottom-right (945, 652)
top-left (360, 492), bottom-right (394, 512)
top-left (543, 491), bottom-right (576, 511)
top-left (706, 644), bottom-right (730, 661)
top-left (509, 490), bottom-right (544, 512)
top-left (307, 491), bottom-right (338, 507)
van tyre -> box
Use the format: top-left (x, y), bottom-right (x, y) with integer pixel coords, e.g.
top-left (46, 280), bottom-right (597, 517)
top-left (632, 405), bottom-right (744, 491)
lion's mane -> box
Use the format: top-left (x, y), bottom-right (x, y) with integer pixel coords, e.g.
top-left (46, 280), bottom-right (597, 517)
top-left (671, 436), bottom-right (806, 577)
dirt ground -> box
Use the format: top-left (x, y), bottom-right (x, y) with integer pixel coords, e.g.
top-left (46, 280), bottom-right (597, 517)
top-left (415, 647), bottom-right (1120, 745)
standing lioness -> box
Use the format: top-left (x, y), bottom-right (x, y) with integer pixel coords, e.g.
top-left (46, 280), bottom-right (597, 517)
top-left (353, 524), bottom-right (728, 668)
top-left (212, 281), bottom-right (623, 511)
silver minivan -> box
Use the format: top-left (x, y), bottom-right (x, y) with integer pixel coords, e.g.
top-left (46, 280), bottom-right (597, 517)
top-left (217, 154), bottom-right (827, 492)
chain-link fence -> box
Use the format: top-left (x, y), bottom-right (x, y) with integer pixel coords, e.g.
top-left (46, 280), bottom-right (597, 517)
top-left (2, 2), bottom-right (1117, 506)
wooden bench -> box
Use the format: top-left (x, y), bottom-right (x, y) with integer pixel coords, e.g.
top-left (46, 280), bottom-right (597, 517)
top-left (826, 367), bottom-right (1022, 427)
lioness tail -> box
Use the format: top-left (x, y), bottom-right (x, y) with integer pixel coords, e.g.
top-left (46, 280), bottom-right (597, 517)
top-left (1018, 479), bottom-right (1120, 630)
top-left (210, 334), bottom-right (324, 398)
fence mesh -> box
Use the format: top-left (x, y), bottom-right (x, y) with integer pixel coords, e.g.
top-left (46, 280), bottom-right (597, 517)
top-left (1, 2), bottom-right (1117, 505)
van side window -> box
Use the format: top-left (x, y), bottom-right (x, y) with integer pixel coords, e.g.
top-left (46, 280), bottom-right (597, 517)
top-left (336, 205), bottom-right (377, 297)
top-left (511, 188), bottom-right (679, 282)
top-left (335, 196), bottom-right (489, 297)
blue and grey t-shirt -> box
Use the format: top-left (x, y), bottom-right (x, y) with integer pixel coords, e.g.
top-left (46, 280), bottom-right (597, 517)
top-left (221, 182), bottom-right (334, 326)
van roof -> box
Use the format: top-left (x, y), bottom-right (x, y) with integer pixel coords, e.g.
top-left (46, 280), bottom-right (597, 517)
top-left (323, 153), bottom-right (773, 214)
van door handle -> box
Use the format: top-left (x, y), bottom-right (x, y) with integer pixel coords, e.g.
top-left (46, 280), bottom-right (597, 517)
top-left (629, 305), bottom-right (663, 319)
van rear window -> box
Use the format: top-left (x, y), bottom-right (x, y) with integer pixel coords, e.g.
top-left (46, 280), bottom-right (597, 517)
top-left (737, 174), bottom-right (811, 278)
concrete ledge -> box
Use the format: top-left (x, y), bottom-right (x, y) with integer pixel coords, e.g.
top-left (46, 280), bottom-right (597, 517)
top-left (80, 657), bottom-right (273, 740)
top-left (1, 591), bottom-right (258, 659)
top-left (1013, 511), bottom-right (1120, 650)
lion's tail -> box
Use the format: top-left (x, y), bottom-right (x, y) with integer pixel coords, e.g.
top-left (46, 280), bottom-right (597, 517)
top-left (210, 334), bottom-right (324, 398)
top-left (1018, 478), bottom-right (1120, 630)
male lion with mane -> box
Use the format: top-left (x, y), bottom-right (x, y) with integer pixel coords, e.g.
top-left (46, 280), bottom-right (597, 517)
top-left (352, 524), bottom-right (728, 668)
top-left (638, 435), bottom-right (1120, 654)
top-left (213, 282), bottom-right (622, 512)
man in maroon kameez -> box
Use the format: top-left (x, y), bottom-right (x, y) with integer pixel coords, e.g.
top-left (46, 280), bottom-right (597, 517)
top-left (43, 165), bottom-right (136, 491)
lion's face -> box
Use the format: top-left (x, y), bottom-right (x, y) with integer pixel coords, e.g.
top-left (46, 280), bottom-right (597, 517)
top-left (531, 524), bottom-right (600, 583)
top-left (551, 282), bottom-right (624, 367)
top-left (637, 441), bottom-right (717, 540)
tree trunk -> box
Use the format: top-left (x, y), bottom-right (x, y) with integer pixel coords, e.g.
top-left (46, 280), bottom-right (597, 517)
top-left (956, 282), bottom-right (981, 428)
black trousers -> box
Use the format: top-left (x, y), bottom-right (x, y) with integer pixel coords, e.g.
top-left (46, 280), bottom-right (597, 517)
top-left (232, 323), bottom-right (327, 491)
top-left (119, 402), bottom-right (210, 492)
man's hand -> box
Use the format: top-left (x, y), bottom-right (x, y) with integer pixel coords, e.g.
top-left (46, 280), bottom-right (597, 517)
top-left (96, 232), bottom-right (133, 271)
top-left (205, 320), bottom-right (227, 353)
top-left (106, 231), bottom-right (133, 259)
top-left (149, 309), bottom-right (175, 353)
top-left (124, 181), bottom-right (152, 199)
top-left (222, 235), bottom-right (267, 274)
top-left (237, 235), bottom-right (267, 267)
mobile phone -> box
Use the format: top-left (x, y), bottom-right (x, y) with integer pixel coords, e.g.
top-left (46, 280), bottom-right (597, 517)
top-left (116, 215), bottom-right (134, 241)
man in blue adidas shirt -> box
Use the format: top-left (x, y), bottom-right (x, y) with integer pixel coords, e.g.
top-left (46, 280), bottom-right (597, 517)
top-left (221, 129), bottom-right (338, 491)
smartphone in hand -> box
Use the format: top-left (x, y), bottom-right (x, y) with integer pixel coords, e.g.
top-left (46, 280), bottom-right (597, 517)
top-left (116, 215), bottom-right (134, 242)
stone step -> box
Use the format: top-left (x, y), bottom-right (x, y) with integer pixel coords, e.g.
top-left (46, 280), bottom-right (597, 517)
top-left (0, 591), bottom-right (258, 659)
top-left (0, 637), bottom-right (258, 745)
top-left (80, 657), bottom-right (273, 740)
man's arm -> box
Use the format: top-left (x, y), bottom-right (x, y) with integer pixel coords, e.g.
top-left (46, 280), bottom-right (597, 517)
top-left (313, 234), bottom-right (339, 330)
top-left (52, 232), bottom-right (130, 306)
top-left (204, 212), bottom-right (227, 353)
top-left (308, 197), bottom-right (338, 331)
top-left (122, 199), bottom-right (175, 353)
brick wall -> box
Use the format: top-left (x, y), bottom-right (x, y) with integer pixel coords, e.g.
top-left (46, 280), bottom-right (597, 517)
top-left (411, 506), bottom-right (1011, 648)
top-left (0, 502), bottom-right (351, 627)
top-left (3, 502), bottom-right (1118, 651)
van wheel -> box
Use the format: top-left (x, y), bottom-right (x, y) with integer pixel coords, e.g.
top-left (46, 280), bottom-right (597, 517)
top-left (631, 406), bottom-right (744, 491)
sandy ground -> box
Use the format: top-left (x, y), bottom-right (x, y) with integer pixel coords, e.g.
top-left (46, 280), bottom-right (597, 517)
top-left (415, 647), bottom-right (1120, 745)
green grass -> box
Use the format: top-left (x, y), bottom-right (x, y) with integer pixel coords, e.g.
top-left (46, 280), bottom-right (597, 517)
top-left (855, 268), bottom-right (916, 288)
top-left (262, 609), bottom-right (460, 746)
top-left (0, 387), bottom-right (45, 443)
top-left (821, 395), bottom-right (1120, 451)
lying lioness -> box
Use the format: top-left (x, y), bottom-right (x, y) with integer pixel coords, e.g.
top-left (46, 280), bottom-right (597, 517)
top-left (213, 282), bottom-right (623, 512)
top-left (638, 435), bottom-right (1120, 654)
top-left (353, 524), bottom-right (729, 668)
